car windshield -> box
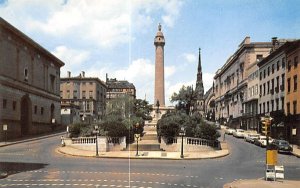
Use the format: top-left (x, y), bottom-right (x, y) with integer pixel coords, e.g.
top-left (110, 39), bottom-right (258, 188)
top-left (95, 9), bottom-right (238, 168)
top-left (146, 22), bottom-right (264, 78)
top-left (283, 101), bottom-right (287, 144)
top-left (279, 141), bottom-right (289, 145)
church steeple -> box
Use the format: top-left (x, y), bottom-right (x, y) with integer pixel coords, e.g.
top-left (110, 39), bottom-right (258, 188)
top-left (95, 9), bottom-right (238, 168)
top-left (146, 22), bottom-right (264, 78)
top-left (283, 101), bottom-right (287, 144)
top-left (195, 48), bottom-right (204, 99)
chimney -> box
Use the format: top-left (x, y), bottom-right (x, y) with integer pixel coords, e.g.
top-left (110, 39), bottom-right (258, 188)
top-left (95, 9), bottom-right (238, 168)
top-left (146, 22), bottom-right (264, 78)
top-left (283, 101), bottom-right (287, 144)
top-left (67, 71), bottom-right (71, 78)
top-left (272, 37), bottom-right (278, 51)
top-left (82, 71), bottom-right (85, 78)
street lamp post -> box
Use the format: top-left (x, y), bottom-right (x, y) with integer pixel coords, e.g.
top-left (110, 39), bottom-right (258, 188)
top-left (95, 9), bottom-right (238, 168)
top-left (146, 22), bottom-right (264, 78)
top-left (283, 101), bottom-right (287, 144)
top-left (135, 123), bottom-right (140, 156)
top-left (179, 126), bottom-right (186, 158)
top-left (94, 125), bottom-right (99, 158)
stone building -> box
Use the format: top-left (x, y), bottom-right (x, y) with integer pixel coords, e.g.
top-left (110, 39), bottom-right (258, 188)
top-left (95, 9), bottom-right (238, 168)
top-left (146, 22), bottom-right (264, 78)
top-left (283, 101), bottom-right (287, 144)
top-left (106, 76), bottom-right (136, 100)
top-left (204, 87), bottom-right (215, 122)
top-left (214, 37), bottom-right (272, 128)
top-left (285, 40), bottom-right (300, 144)
top-left (0, 18), bottom-right (64, 140)
top-left (60, 71), bottom-right (107, 123)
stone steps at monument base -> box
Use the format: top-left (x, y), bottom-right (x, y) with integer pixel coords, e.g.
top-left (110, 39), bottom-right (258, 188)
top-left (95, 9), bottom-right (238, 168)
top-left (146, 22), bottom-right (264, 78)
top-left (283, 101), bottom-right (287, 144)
top-left (125, 143), bottom-right (162, 151)
top-left (142, 134), bottom-right (158, 140)
top-left (144, 126), bottom-right (157, 132)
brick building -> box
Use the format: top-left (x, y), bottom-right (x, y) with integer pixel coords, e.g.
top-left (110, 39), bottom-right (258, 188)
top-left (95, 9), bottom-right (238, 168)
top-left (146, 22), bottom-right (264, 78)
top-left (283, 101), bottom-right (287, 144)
top-left (285, 40), bottom-right (300, 144)
top-left (60, 71), bottom-right (107, 123)
top-left (0, 18), bottom-right (64, 140)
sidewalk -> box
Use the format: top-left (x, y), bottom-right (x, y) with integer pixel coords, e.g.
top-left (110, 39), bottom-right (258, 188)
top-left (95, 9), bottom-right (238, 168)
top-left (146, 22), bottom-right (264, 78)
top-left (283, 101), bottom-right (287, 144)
top-left (57, 145), bottom-right (230, 160)
top-left (224, 179), bottom-right (300, 188)
top-left (0, 131), bottom-right (65, 147)
top-left (291, 144), bottom-right (300, 158)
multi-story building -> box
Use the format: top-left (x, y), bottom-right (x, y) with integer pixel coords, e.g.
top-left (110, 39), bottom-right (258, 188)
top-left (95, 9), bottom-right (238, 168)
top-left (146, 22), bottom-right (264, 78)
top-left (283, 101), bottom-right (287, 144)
top-left (60, 71), bottom-right (107, 123)
top-left (204, 87), bottom-right (215, 122)
top-left (106, 76), bottom-right (136, 100)
top-left (257, 38), bottom-right (289, 137)
top-left (285, 40), bottom-right (300, 144)
top-left (0, 18), bottom-right (64, 140)
top-left (214, 37), bottom-right (272, 128)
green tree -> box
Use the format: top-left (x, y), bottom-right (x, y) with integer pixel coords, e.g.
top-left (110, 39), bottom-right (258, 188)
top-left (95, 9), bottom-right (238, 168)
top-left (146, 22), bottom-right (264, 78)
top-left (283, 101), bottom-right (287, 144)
top-left (171, 85), bottom-right (197, 115)
top-left (133, 99), bottom-right (153, 120)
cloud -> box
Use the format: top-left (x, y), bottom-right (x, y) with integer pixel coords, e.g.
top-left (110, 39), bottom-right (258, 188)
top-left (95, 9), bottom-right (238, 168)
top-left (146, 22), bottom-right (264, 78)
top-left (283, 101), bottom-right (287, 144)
top-left (202, 72), bottom-right (214, 92)
top-left (0, 0), bottom-right (184, 48)
top-left (183, 53), bottom-right (197, 64)
top-left (52, 45), bottom-right (90, 77)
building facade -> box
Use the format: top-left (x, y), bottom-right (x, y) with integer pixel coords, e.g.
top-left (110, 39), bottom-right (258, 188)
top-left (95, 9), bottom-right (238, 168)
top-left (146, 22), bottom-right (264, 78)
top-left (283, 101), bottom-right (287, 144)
top-left (214, 37), bottom-right (272, 128)
top-left (257, 38), bottom-right (288, 137)
top-left (285, 40), bottom-right (300, 144)
top-left (106, 76), bottom-right (136, 100)
top-left (0, 18), bottom-right (64, 140)
top-left (60, 71), bottom-right (107, 123)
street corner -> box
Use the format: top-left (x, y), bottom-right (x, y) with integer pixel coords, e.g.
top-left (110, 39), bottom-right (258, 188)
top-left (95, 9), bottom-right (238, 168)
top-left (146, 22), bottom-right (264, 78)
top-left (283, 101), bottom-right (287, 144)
top-left (223, 179), bottom-right (300, 188)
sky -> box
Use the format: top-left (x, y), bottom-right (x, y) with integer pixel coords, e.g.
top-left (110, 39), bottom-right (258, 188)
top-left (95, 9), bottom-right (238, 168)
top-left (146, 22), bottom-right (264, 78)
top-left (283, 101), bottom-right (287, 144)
top-left (1, 0), bottom-right (299, 106)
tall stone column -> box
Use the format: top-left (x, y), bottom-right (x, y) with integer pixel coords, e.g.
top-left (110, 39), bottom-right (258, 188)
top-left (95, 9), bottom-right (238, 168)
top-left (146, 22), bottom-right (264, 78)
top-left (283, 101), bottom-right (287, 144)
top-left (154, 23), bottom-right (165, 106)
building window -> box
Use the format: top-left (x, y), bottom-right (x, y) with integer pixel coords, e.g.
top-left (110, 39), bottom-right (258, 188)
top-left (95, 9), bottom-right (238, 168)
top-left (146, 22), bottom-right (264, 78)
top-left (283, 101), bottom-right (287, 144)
top-left (259, 104), bottom-right (262, 114)
top-left (73, 90), bottom-right (77, 99)
top-left (271, 100), bottom-right (274, 112)
top-left (277, 61), bottom-right (280, 71)
top-left (263, 103), bottom-right (265, 114)
top-left (267, 101), bottom-right (269, 112)
top-left (256, 55), bottom-right (263, 62)
top-left (294, 56), bottom-right (298, 68)
top-left (282, 57), bottom-right (285, 68)
top-left (272, 64), bottom-right (274, 74)
top-left (260, 72), bottom-right (262, 80)
top-left (34, 105), bottom-right (37, 114)
top-left (89, 91), bottom-right (93, 99)
top-left (281, 97), bottom-right (284, 111)
top-left (50, 74), bottom-right (55, 92)
top-left (24, 68), bottom-right (28, 81)
top-left (287, 78), bottom-right (291, 93)
top-left (263, 83), bottom-right (266, 96)
top-left (3, 99), bottom-right (7, 109)
top-left (288, 60), bottom-right (291, 71)
top-left (293, 101), bottom-right (297, 114)
top-left (276, 98), bottom-right (279, 111)
top-left (287, 102), bottom-right (290, 114)
top-left (259, 85), bottom-right (262, 96)
top-left (41, 107), bottom-right (44, 115)
top-left (82, 91), bottom-right (86, 99)
top-left (13, 101), bottom-right (16, 111)
top-left (276, 76), bottom-right (279, 92)
top-left (271, 79), bottom-right (274, 91)
top-left (267, 67), bottom-right (270, 76)
top-left (67, 90), bottom-right (70, 99)
top-left (89, 82), bottom-right (93, 85)
top-left (281, 74), bottom-right (285, 91)
top-left (294, 75), bottom-right (298, 91)
top-left (267, 81), bottom-right (270, 94)
top-left (264, 70), bottom-right (266, 78)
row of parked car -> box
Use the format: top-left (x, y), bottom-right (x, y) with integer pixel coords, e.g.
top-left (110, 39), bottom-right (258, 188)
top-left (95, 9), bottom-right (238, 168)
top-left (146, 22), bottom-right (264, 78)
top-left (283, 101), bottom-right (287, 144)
top-left (224, 127), bottom-right (293, 154)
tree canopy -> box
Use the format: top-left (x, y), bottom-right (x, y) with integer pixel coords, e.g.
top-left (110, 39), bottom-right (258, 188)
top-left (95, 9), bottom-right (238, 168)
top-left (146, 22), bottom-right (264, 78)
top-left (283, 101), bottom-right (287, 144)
top-left (171, 85), bottom-right (197, 115)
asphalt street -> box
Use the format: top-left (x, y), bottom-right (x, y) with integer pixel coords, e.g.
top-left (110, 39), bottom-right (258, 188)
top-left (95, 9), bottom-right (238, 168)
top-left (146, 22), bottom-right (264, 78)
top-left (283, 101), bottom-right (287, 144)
top-left (0, 133), bottom-right (299, 188)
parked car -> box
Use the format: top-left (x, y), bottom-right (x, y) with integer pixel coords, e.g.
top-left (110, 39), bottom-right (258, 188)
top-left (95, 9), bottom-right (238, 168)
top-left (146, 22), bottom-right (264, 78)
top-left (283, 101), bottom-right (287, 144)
top-left (272, 140), bottom-right (293, 154)
top-left (244, 133), bottom-right (260, 143)
top-left (225, 128), bottom-right (236, 135)
top-left (215, 122), bottom-right (221, 129)
top-left (233, 129), bottom-right (245, 138)
top-left (254, 135), bottom-right (267, 147)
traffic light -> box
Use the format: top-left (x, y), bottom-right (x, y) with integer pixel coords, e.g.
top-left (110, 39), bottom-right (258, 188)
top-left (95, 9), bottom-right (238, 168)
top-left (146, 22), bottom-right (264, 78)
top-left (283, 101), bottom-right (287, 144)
top-left (261, 119), bottom-right (271, 136)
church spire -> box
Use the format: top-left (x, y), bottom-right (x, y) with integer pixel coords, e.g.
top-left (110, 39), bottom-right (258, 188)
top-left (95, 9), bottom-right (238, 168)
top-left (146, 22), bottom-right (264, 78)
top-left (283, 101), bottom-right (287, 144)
top-left (195, 48), bottom-right (204, 99)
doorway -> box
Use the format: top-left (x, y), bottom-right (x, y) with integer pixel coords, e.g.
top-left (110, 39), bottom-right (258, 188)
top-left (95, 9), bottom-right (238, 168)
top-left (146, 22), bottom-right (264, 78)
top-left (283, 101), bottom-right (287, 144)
top-left (20, 94), bottom-right (32, 136)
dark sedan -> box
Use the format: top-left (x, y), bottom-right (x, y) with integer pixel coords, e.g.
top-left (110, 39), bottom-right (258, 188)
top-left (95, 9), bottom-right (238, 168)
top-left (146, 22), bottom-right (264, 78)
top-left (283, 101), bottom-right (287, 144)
top-left (272, 140), bottom-right (293, 154)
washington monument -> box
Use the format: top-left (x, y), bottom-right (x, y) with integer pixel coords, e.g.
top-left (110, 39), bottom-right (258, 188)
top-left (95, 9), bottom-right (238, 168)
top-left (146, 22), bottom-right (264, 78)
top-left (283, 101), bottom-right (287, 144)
top-left (154, 23), bottom-right (165, 107)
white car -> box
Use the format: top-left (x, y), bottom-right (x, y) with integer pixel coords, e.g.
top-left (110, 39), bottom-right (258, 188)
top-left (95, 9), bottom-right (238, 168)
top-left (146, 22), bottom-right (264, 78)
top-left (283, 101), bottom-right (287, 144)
top-left (225, 128), bottom-right (236, 135)
top-left (244, 133), bottom-right (260, 143)
top-left (254, 135), bottom-right (267, 147)
top-left (233, 129), bottom-right (245, 138)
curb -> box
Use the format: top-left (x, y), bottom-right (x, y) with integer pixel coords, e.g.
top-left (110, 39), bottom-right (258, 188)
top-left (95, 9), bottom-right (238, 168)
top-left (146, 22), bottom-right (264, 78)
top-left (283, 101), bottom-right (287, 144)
top-left (0, 132), bottom-right (65, 148)
top-left (0, 172), bottom-right (8, 179)
top-left (56, 147), bottom-right (230, 160)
